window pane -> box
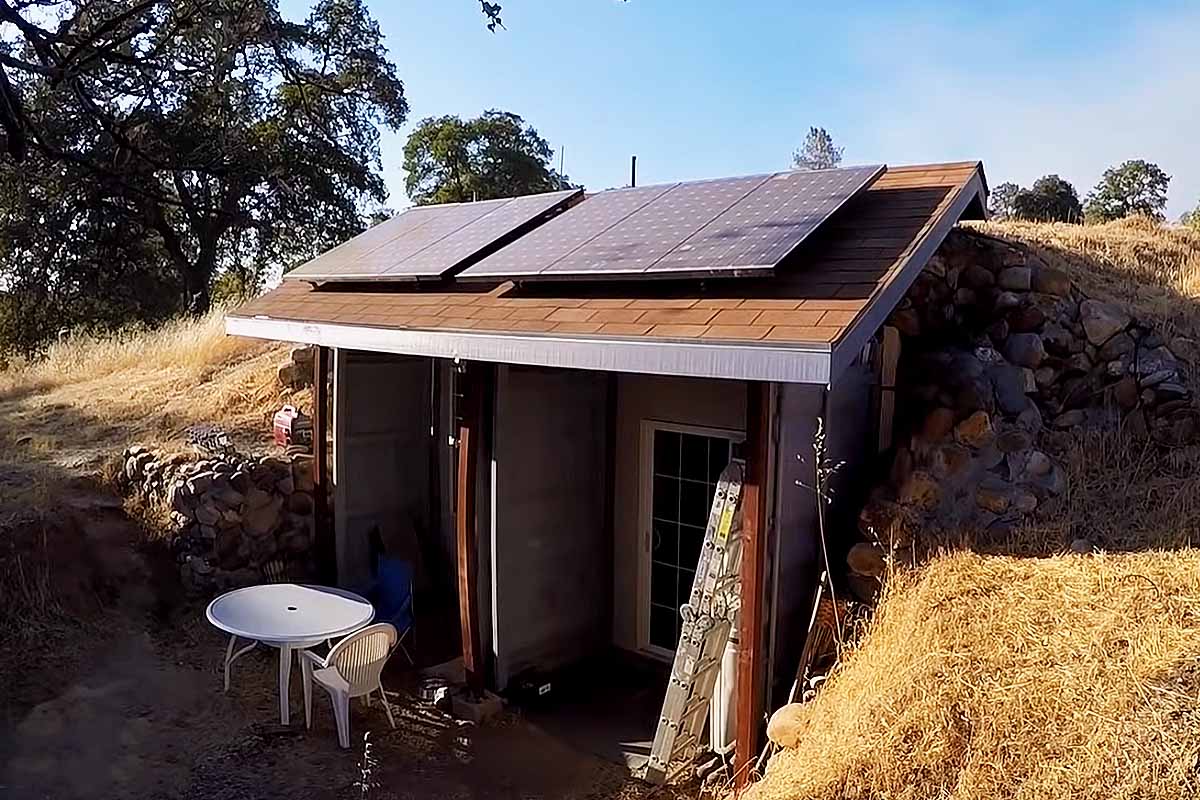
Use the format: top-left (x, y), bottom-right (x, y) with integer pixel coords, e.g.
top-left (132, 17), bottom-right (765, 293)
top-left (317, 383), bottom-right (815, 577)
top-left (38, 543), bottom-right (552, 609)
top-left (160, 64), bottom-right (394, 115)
top-left (650, 604), bottom-right (678, 650)
top-left (708, 439), bottom-right (731, 483)
top-left (679, 524), bottom-right (705, 569)
top-left (651, 519), bottom-right (678, 564)
top-left (653, 475), bottom-right (679, 522)
top-left (680, 434), bottom-right (710, 482)
top-left (651, 562), bottom-right (676, 608)
top-left (677, 569), bottom-right (696, 610)
top-left (679, 478), bottom-right (711, 529)
top-left (654, 429), bottom-right (680, 477)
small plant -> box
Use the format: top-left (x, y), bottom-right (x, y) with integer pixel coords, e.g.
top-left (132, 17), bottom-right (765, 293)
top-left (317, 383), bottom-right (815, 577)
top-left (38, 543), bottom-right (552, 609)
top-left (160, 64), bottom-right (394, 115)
top-left (355, 731), bottom-right (380, 799)
top-left (797, 417), bottom-right (846, 644)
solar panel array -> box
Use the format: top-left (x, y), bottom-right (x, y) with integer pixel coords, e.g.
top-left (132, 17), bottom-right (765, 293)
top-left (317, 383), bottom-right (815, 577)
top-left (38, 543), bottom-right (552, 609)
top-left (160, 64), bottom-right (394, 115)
top-left (285, 188), bottom-right (582, 282)
top-left (461, 164), bottom-right (885, 281)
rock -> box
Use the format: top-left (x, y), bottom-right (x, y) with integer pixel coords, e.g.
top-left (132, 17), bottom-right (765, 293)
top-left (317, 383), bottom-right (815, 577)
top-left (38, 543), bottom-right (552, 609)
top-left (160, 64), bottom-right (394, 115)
top-left (1079, 300), bottom-right (1131, 346)
top-left (921, 408), bottom-right (957, 442)
top-left (1012, 491), bottom-right (1039, 513)
top-left (890, 308), bottom-right (921, 337)
top-left (930, 443), bottom-right (973, 480)
top-left (767, 704), bottom-right (808, 749)
top-left (213, 487), bottom-right (245, 506)
top-left (1030, 464), bottom-right (1067, 496)
top-left (858, 499), bottom-right (917, 547)
top-left (244, 487), bottom-right (273, 509)
top-left (1070, 538), bottom-right (1094, 555)
top-left (990, 365), bottom-right (1030, 415)
top-left (1098, 333), bottom-right (1135, 361)
top-left (244, 496), bottom-right (283, 536)
top-left (996, 429), bottom-right (1032, 453)
top-left (277, 362), bottom-right (298, 388)
top-left (1132, 347), bottom-right (1179, 378)
top-left (276, 476), bottom-right (295, 495)
top-left (1053, 409), bottom-right (1087, 428)
top-left (1021, 368), bottom-right (1037, 393)
top-left (1155, 383), bottom-right (1189, 402)
top-left (1041, 323), bottom-right (1078, 357)
top-left (1032, 266), bottom-right (1072, 296)
top-left (846, 573), bottom-right (881, 605)
top-left (1064, 352), bottom-right (1093, 375)
top-left (955, 411), bottom-right (995, 449)
top-left (1026, 450), bottom-right (1053, 477)
top-left (290, 345), bottom-right (315, 367)
top-left (899, 471), bottom-right (941, 512)
top-left (195, 503), bottom-right (221, 526)
top-left (998, 266), bottom-right (1032, 291)
top-left (1034, 366), bottom-right (1058, 389)
top-left (961, 264), bottom-right (996, 289)
top-left (847, 543), bottom-right (887, 578)
top-left (976, 485), bottom-right (1011, 513)
top-left (1113, 376), bottom-right (1140, 410)
top-left (186, 471), bottom-right (215, 494)
top-left (288, 491), bottom-right (314, 515)
top-left (1168, 336), bottom-right (1198, 363)
top-left (1016, 403), bottom-right (1044, 434)
top-left (986, 318), bottom-right (1010, 344)
top-left (1004, 333), bottom-right (1046, 368)
top-left (1007, 306), bottom-right (1045, 334)
top-left (199, 524), bottom-right (217, 539)
top-left (954, 287), bottom-right (977, 307)
top-left (1141, 369), bottom-right (1175, 388)
top-left (994, 291), bottom-right (1022, 312)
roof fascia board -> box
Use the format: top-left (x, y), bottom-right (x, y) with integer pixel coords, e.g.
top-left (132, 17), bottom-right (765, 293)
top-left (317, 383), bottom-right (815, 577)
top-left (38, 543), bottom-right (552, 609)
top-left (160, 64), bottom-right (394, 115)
top-left (829, 168), bottom-right (987, 382)
top-left (225, 315), bottom-right (832, 384)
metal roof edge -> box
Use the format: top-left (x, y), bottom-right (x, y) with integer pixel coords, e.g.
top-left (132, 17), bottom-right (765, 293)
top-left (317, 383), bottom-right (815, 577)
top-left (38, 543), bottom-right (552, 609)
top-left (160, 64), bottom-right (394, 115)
top-left (224, 315), bottom-right (832, 384)
top-left (828, 167), bottom-right (988, 383)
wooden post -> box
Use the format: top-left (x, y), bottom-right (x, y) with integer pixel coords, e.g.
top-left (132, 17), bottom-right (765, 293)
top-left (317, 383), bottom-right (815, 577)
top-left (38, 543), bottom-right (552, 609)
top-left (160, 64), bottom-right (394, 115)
top-left (312, 346), bottom-right (334, 583)
top-left (735, 381), bottom-right (771, 791)
top-left (877, 326), bottom-right (901, 453)
top-left (456, 365), bottom-right (485, 694)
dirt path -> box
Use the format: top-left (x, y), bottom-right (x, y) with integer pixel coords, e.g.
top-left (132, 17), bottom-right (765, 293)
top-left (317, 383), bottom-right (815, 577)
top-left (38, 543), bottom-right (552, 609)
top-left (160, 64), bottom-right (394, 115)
top-left (0, 497), bottom-right (684, 800)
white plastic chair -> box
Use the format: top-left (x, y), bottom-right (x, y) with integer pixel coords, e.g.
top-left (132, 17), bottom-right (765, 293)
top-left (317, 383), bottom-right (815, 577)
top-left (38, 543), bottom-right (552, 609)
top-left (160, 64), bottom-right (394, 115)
top-left (301, 622), bottom-right (399, 748)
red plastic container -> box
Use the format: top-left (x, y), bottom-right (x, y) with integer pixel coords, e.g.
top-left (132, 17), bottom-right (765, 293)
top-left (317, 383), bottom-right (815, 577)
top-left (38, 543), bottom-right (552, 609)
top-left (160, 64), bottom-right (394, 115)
top-left (272, 405), bottom-right (313, 448)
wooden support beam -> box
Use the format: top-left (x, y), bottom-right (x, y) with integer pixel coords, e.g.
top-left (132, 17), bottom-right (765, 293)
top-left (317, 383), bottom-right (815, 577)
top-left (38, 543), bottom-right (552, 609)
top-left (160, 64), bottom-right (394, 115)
top-left (456, 365), bottom-right (485, 694)
top-left (735, 381), bottom-right (771, 791)
top-left (311, 346), bottom-right (334, 583)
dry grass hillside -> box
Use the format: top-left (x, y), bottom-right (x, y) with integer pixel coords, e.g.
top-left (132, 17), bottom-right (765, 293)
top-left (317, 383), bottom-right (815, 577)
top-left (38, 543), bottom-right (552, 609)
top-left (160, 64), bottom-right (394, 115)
top-left (0, 312), bottom-right (292, 505)
top-left (749, 219), bottom-right (1200, 800)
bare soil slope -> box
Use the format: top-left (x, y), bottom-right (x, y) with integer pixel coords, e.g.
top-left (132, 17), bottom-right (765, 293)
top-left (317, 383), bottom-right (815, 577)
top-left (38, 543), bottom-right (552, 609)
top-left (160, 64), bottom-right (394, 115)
top-left (748, 219), bottom-right (1200, 800)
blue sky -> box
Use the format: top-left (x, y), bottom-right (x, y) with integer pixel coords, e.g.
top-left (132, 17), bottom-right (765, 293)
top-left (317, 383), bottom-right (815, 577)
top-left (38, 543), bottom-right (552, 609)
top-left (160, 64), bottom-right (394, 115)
top-left (280, 0), bottom-right (1200, 218)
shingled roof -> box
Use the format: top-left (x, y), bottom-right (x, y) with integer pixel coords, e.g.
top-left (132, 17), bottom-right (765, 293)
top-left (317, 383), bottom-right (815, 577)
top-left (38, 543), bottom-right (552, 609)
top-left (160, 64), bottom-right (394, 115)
top-left (227, 161), bottom-right (987, 384)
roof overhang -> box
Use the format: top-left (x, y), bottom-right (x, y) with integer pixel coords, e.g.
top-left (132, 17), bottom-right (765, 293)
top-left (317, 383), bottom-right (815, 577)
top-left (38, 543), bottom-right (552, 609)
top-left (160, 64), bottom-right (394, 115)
top-left (226, 314), bottom-right (834, 383)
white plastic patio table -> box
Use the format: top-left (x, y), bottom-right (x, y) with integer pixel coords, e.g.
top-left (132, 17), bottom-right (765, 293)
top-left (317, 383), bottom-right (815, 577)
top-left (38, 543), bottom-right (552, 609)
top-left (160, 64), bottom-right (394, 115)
top-left (206, 584), bottom-right (374, 725)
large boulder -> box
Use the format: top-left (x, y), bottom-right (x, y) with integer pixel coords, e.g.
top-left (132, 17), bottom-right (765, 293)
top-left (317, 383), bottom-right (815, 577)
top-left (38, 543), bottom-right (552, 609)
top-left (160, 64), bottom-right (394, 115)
top-left (1079, 300), bottom-right (1131, 345)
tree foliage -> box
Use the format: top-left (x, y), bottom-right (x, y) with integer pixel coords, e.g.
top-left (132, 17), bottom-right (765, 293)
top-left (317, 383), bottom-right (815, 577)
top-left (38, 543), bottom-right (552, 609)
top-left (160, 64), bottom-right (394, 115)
top-left (1084, 160), bottom-right (1171, 223)
top-left (403, 110), bottom-right (572, 205)
top-left (0, 0), bottom-right (406, 353)
top-left (1010, 175), bottom-right (1083, 223)
top-left (988, 182), bottom-right (1021, 220)
top-left (792, 127), bottom-right (843, 171)
top-left (1183, 203), bottom-right (1200, 233)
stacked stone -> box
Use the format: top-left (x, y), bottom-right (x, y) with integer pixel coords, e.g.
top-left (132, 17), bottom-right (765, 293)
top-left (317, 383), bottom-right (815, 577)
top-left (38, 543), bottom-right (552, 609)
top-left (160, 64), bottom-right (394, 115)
top-left (122, 446), bottom-right (316, 593)
top-left (846, 229), bottom-right (1197, 598)
top-left (277, 345), bottom-right (316, 390)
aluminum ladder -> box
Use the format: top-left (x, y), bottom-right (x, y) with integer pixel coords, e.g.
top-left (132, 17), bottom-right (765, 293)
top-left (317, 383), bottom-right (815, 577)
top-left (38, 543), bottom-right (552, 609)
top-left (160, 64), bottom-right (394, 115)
top-left (640, 460), bottom-right (745, 785)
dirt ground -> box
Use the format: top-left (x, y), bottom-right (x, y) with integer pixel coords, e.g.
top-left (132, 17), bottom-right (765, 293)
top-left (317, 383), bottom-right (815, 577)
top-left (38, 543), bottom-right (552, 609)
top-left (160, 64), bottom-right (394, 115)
top-left (0, 496), bottom-right (694, 800)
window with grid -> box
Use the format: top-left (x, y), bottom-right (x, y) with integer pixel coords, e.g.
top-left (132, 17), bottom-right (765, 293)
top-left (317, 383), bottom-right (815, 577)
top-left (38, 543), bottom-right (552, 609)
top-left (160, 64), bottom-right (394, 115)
top-left (648, 428), bottom-right (742, 652)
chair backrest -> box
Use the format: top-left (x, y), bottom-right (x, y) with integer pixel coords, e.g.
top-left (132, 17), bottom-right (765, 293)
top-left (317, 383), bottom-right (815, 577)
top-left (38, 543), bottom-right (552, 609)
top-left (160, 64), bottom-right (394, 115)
top-left (372, 557), bottom-right (414, 631)
top-left (328, 623), bottom-right (398, 696)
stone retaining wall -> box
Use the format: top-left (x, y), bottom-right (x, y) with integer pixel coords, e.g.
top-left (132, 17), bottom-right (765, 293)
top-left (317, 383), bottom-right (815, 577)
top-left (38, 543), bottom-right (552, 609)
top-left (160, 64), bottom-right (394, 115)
top-left (846, 228), bottom-right (1197, 595)
top-left (122, 447), bottom-right (316, 592)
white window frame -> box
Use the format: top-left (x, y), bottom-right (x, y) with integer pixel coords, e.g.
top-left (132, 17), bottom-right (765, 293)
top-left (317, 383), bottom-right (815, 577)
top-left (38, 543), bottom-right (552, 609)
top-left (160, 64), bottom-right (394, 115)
top-left (636, 419), bottom-right (745, 660)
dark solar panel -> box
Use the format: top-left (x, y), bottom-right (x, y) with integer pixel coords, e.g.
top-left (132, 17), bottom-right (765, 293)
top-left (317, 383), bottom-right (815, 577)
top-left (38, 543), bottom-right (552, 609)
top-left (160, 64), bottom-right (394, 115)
top-left (651, 164), bottom-right (885, 275)
top-left (286, 189), bottom-right (581, 281)
top-left (460, 183), bottom-right (677, 278)
top-left (459, 164), bottom-right (884, 281)
top-left (386, 190), bottom-right (580, 276)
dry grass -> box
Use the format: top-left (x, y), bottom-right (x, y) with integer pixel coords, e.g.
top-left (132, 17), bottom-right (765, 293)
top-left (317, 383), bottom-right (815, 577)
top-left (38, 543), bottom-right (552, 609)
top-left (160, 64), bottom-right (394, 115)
top-left (0, 309), bottom-right (294, 504)
top-left (748, 551), bottom-right (1200, 800)
top-left (749, 220), bottom-right (1200, 800)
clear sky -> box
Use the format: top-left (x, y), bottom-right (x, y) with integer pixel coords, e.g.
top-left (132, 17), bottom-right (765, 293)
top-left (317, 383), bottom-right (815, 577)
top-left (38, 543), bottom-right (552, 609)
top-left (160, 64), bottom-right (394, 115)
top-left (280, 0), bottom-right (1200, 218)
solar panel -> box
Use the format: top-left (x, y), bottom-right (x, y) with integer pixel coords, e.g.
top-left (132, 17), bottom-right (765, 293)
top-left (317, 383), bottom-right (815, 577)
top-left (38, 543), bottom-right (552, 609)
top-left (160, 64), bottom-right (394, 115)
top-left (286, 188), bottom-right (581, 282)
top-left (459, 183), bottom-right (677, 279)
top-left (459, 164), bottom-right (885, 281)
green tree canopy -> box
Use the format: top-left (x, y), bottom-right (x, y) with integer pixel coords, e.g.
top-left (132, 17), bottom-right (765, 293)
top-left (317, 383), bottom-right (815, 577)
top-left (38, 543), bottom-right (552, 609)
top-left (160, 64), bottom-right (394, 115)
top-left (792, 127), bottom-right (843, 171)
top-left (1084, 160), bottom-right (1171, 223)
top-left (1010, 175), bottom-right (1083, 223)
top-left (989, 182), bottom-right (1021, 220)
top-left (402, 110), bottom-right (571, 205)
top-left (0, 0), bottom-right (406, 354)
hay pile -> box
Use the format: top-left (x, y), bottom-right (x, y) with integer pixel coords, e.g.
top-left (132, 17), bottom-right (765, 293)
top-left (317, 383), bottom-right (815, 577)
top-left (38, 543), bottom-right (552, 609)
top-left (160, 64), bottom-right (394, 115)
top-left (748, 219), bottom-right (1200, 800)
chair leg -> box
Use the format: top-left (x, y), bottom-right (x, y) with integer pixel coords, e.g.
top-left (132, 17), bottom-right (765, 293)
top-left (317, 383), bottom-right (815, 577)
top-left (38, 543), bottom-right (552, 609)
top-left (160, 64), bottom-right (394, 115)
top-left (301, 657), bottom-right (314, 729)
top-left (331, 689), bottom-right (351, 749)
top-left (379, 682), bottom-right (396, 728)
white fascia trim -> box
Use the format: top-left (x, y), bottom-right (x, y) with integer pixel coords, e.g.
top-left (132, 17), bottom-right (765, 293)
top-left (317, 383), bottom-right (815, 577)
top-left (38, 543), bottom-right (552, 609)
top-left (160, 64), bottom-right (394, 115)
top-left (226, 315), bottom-right (832, 384)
